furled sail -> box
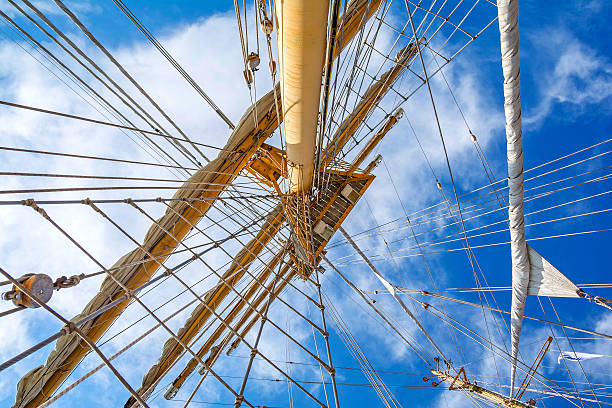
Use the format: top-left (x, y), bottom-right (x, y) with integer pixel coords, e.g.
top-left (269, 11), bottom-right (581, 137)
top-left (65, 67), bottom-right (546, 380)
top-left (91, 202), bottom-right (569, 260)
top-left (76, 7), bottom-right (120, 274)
top-left (275, 0), bottom-right (330, 193)
top-left (497, 0), bottom-right (527, 395)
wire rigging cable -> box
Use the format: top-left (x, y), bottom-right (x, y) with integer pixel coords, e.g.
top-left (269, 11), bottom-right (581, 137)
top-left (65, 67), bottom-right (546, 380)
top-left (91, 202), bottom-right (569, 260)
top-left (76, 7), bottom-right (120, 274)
top-left (111, 0), bottom-right (235, 130)
top-left (50, 0), bottom-right (210, 164)
top-left (11, 0), bottom-right (201, 171)
top-left (0, 8), bottom-right (190, 177)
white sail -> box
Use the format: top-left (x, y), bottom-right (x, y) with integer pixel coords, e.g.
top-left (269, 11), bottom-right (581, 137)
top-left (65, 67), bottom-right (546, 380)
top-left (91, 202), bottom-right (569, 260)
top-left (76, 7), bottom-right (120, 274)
top-left (527, 245), bottom-right (580, 298)
top-left (498, 0), bottom-right (528, 395)
top-left (527, 246), bottom-right (612, 311)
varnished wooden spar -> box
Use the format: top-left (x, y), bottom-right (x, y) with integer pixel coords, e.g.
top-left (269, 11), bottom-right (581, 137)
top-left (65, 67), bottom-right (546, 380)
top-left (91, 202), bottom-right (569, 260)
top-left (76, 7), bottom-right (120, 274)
top-left (165, 255), bottom-right (293, 399)
top-left (429, 368), bottom-right (535, 408)
top-left (161, 46), bottom-right (411, 399)
top-left (320, 43), bottom-right (417, 170)
top-left (125, 204), bottom-right (286, 406)
top-left (349, 108), bottom-right (403, 172)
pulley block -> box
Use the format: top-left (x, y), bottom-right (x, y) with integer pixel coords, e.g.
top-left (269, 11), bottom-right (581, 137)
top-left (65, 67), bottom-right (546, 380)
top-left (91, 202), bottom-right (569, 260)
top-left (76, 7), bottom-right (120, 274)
top-left (2, 273), bottom-right (54, 308)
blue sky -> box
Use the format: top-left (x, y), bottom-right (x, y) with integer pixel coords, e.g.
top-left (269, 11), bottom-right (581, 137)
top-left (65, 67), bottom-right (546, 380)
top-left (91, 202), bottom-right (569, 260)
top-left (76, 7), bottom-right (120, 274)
top-left (0, 1), bottom-right (611, 407)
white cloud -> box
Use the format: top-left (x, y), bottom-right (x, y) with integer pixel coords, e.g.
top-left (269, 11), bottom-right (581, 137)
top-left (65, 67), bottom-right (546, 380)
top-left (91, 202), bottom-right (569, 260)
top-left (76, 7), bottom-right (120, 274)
top-left (524, 29), bottom-right (612, 127)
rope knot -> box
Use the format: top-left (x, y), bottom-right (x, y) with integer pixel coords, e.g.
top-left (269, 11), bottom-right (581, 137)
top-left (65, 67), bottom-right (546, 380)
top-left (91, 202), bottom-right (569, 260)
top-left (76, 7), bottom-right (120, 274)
top-left (23, 198), bottom-right (49, 218)
top-left (63, 321), bottom-right (76, 334)
top-left (125, 289), bottom-right (136, 299)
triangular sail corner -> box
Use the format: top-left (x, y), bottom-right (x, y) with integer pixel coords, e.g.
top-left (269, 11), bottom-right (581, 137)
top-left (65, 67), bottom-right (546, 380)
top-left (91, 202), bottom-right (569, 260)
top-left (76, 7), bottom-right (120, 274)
top-left (526, 245), bottom-right (612, 311)
top-left (526, 245), bottom-right (580, 298)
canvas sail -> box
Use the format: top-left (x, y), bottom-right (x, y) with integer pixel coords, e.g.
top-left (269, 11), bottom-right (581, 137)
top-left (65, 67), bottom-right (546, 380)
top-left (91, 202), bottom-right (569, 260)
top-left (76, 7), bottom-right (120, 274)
top-left (526, 245), bottom-right (580, 298)
top-left (498, 0), bottom-right (528, 394)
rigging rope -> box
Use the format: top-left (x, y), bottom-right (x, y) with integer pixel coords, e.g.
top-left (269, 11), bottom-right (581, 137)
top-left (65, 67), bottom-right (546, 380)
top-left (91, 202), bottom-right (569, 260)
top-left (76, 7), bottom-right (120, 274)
top-left (0, 100), bottom-right (229, 152)
top-left (13, 0), bottom-right (202, 169)
top-left (0, 9), bottom-right (190, 176)
top-left (52, 0), bottom-right (209, 164)
top-left (111, 0), bottom-right (235, 129)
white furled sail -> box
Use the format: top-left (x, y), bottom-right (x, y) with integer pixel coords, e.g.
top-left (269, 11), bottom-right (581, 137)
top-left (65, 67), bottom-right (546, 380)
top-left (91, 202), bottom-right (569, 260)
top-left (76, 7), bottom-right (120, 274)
top-left (497, 0), bottom-right (528, 395)
top-left (526, 245), bottom-right (580, 298)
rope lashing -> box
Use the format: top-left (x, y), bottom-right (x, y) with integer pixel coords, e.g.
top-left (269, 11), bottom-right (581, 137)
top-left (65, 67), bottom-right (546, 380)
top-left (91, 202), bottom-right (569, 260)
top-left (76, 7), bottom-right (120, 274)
top-left (578, 289), bottom-right (612, 311)
top-left (53, 273), bottom-right (85, 289)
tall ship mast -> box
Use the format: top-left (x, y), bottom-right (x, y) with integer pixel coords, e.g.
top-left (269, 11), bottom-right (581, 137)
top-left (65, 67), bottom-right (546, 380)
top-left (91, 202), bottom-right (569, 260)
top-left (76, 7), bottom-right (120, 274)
top-left (1, 1), bottom-right (611, 407)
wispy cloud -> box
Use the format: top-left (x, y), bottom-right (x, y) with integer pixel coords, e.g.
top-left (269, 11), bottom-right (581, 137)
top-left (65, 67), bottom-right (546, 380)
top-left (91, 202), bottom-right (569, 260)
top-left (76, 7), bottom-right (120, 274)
top-left (524, 28), bottom-right (612, 127)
